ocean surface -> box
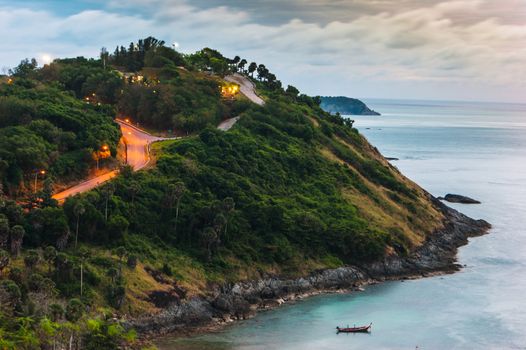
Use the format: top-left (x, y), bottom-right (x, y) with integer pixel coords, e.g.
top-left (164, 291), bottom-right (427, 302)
top-left (157, 99), bottom-right (526, 350)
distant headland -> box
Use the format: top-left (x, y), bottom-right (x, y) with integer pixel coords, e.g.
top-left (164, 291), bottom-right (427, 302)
top-left (320, 96), bottom-right (380, 115)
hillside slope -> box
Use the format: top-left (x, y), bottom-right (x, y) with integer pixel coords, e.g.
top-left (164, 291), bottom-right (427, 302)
top-left (0, 38), bottom-right (489, 347)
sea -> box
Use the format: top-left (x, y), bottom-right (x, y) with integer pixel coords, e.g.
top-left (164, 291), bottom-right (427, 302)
top-left (157, 99), bottom-right (526, 350)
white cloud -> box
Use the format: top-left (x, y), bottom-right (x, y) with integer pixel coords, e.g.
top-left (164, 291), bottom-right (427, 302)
top-left (0, 0), bottom-right (525, 102)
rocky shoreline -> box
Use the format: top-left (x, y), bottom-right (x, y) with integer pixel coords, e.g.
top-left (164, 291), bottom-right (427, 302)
top-left (128, 199), bottom-right (490, 340)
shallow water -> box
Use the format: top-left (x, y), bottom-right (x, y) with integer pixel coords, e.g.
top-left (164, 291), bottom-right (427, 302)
top-left (157, 99), bottom-right (526, 350)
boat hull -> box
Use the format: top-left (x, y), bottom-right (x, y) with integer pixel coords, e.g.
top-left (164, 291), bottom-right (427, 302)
top-left (336, 324), bottom-right (372, 333)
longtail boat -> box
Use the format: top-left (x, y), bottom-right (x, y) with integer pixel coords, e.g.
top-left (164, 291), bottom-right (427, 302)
top-left (336, 323), bottom-right (372, 333)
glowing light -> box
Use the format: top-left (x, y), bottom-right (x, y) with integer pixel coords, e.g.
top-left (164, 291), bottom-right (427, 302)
top-left (40, 170), bottom-right (46, 175)
top-left (102, 145), bottom-right (109, 151)
top-left (124, 118), bottom-right (130, 123)
top-left (40, 54), bottom-right (52, 65)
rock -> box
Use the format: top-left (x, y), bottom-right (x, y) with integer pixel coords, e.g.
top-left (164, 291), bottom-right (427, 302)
top-left (127, 202), bottom-right (490, 337)
top-left (441, 194), bottom-right (481, 204)
top-left (260, 287), bottom-right (274, 299)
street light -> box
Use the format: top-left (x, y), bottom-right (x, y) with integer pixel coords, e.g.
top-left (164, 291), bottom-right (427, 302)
top-left (34, 170), bottom-right (46, 193)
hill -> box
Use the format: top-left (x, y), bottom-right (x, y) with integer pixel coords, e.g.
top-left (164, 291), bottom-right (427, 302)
top-left (320, 96), bottom-right (380, 115)
top-left (0, 37), bottom-right (488, 348)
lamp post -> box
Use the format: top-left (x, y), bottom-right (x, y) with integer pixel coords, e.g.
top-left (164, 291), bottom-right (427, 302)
top-left (33, 170), bottom-right (46, 193)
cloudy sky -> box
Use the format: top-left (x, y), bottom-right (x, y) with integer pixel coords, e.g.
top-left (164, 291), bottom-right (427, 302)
top-left (1, 0), bottom-right (525, 102)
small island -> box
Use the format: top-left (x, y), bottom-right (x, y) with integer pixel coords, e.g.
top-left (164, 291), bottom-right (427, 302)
top-left (320, 96), bottom-right (380, 115)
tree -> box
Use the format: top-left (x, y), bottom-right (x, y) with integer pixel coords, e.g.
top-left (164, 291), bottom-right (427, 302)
top-left (10, 225), bottom-right (25, 257)
top-left (129, 181), bottom-right (141, 206)
top-left (103, 183), bottom-right (115, 222)
top-left (43, 246), bottom-right (57, 274)
top-left (168, 181), bottom-right (185, 236)
top-left (55, 252), bottom-right (71, 282)
top-left (257, 64), bottom-right (268, 81)
top-left (10, 58), bottom-right (38, 77)
top-left (231, 56), bottom-right (240, 71)
top-left (73, 201), bottom-right (86, 248)
top-left (41, 177), bottom-right (57, 207)
top-left (106, 215), bottom-right (129, 241)
top-left (238, 59), bottom-right (247, 73)
top-left (213, 214), bottom-right (226, 239)
top-left (78, 247), bottom-right (90, 297)
top-left (23, 249), bottom-right (40, 270)
top-left (48, 303), bottom-right (64, 322)
top-left (100, 47), bottom-right (109, 70)
top-left (248, 62), bottom-right (257, 77)
top-left (114, 246), bottom-right (127, 274)
top-left (0, 249), bottom-right (9, 275)
top-left (286, 85), bottom-right (300, 96)
top-left (0, 279), bottom-right (21, 311)
top-left (200, 227), bottom-right (217, 261)
top-left (65, 298), bottom-right (83, 322)
top-left (0, 214), bottom-right (9, 249)
top-left (107, 267), bottom-right (119, 285)
top-left (222, 197), bottom-right (235, 240)
top-left (126, 255), bottom-right (138, 269)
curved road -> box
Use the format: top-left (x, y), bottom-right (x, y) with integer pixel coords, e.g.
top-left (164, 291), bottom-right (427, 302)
top-left (52, 120), bottom-right (175, 201)
top-left (224, 73), bottom-right (265, 106)
top-left (53, 74), bottom-right (262, 201)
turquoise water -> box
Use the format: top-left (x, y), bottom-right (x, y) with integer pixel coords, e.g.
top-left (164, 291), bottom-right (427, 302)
top-left (157, 100), bottom-right (526, 349)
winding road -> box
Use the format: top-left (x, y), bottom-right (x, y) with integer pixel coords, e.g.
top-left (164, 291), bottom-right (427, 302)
top-left (225, 73), bottom-right (265, 106)
top-left (52, 74), bottom-right (263, 201)
top-left (52, 120), bottom-right (176, 201)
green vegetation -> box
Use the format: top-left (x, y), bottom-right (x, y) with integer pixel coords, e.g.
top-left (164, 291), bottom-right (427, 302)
top-left (0, 37), bottom-right (445, 345)
top-left (320, 96), bottom-right (380, 116)
top-left (0, 59), bottom-right (120, 196)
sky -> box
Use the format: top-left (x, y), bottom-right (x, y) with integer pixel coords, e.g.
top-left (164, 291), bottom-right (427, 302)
top-left (1, 0), bottom-right (525, 103)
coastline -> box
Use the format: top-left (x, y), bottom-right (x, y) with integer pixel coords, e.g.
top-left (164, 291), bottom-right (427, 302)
top-left (127, 196), bottom-right (490, 341)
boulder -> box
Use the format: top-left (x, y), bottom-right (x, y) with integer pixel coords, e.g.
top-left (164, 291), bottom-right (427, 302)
top-left (440, 194), bottom-right (481, 204)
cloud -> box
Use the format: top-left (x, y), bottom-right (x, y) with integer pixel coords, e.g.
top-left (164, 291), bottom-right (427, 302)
top-left (0, 0), bottom-right (525, 102)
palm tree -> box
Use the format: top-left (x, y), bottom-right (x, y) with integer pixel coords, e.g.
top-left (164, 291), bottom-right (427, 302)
top-left (23, 249), bottom-right (40, 270)
top-left (248, 62), bottom-right (257, 77)
top-left (48, 303), bottom-right (64, 322)
top-left (10, 225), bottom-right (25, 257)
top-left (78, 247), bottom-right (89, 297)
top-left (200, 227), bottom-right (217, 261)
top-left (107, 267), bottom-right (119, 285)
top-left (0, 249), bottom-right (9, 275)
top-left (114, 246), bottom-right (127, 273)
top-left (43, 246), bottom-right (57, 274)
top-left (0, 214), bottom-right (9, 249)
top-left (171, 181), bottom-right (185, 236)
top-left (55, 253), bottom-right (69, 282)
top-left (213, 214), bottom-right (227, 242)
top-left (66, 298), bottom-right (83, 322)
top-left (73, 202), bottom-right (85, 249)
top-left (104, 183), bottom-right (115, 222)
top-left (129, 181), bottom-right (142, 206)
top-left (222, 197), bottom-right (235, 240)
